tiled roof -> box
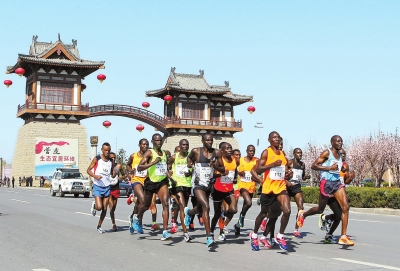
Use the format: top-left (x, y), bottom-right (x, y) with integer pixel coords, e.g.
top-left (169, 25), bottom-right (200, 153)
top-left (212, 93), bottom-right (253, 102)
top-left (18, 54), bottom-right (104, 67)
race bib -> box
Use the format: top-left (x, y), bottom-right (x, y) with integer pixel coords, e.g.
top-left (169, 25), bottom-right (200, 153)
top-left (134, 165), bottom-right (147, 178)
top-left (195, 163), bottom-right (213, 186)
top-left (155, 162), bottom-right (167, 176)
top-left (241, 171), bottom-right (252, 183)
top-left (109, 176), bottom-right (118, 186)
top-left (220, 170), bottom-right (235, 184)
top-left (329, 160), bottom-right (342, 174)
top-left (339, 176), bottom-right (345, 185)
top-left (292, 169), bottom-right (303, 182)
top-left (269, 166), bottom-right (285, 180)
top-left (175, 165), bottom-right (188, 177)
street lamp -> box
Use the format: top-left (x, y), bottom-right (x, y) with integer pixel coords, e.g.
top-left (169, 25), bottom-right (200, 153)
top-left (254, 122), bottom-right (263, 148)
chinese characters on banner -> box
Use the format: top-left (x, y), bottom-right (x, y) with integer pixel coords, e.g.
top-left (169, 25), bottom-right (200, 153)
top-left (35, 138), bottom-right (79, 177)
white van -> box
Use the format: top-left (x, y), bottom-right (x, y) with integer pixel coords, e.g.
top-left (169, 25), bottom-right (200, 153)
top-left (50, 168), bottom-right (91, 198)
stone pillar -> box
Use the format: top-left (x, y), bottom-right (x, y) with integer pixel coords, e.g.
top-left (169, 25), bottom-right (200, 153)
top-left (90, 136), bottom-right (98, 160)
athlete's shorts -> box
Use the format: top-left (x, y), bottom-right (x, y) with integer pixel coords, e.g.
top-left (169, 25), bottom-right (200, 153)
top-left (259, 193), bottom-right (278, 206)
top-left (193, 184), bottom-right (212, 198)
top-left (92, 184), bottom-right (110, 198)
top-left (234, 189), bottom-right (240, 199)
top-left (320, 179), bottom-right (343, 197)
top-left (132, 181), bottom-right (143, 187)
top-left (144, 178), bottom-right (169, 195)
top-left (110, 189), bottom-right (120, 198)
top-left (239, 188), bottom-right (254, 198)
top-left (212, 189), bottom-right (234, 202)
top-left (287, 183), bottom-right (302, 198)
top-left (170, 186), bottom-right (192, 201)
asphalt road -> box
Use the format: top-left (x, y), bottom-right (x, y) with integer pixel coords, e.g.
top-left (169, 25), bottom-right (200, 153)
top-left (1, 186), bottom-right (400, 271)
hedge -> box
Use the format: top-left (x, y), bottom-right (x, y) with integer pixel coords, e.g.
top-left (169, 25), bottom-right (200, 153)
top-left (301, 187), bottom-right (400, 209)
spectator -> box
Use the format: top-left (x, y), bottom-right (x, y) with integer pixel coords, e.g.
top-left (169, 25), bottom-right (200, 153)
top-left (30, 176), bottom-right (33, 187)
top-left (12, 176), bottom-right (15, 188)
top-left (19, 177), bottom-right (22, 186)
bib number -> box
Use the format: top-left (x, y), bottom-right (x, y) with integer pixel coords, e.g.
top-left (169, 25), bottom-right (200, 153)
top-left (195, 164), bottom-right (213, 186)
top-left (241, 171), bottom-right (252, 183)
top-left (155, 162), bottom-right (167, 176)
top-left (269, 166), bottom-right (285, 180)
top-left (329, 160), bottom-right (342, 174)
top-left (176, 165), bottom-right (188, 177)
top-left (292, 169), bottom-right (303, 182)
top-left (135, 166), bottom-right (147, 178)
top-left (220, 170), bottom-right (235, 184)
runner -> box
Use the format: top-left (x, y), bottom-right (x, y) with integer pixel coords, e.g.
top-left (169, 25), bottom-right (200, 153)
top-left (287, 148), bottom-right (310, 239)
top-left (249, 131), bottom-right (292, 251)
top-left (87, 142), bottom-right (115, 233)
top-left (297, 135), bottom-right (354, 246)
top-left (234, 145), bottom-right (258, 237)
top-left (183, 133), bottom-right (225, 248)
top-left (210, 142), bottom-right (238, 241)
top-left (168, 139), bottom-right (193, 242)
top-left (168, 146), bottom-right (181, 233)
top-left (136, 133), bottom-right (171, 240)
top-left (108, 152), bottom-right (126, 231)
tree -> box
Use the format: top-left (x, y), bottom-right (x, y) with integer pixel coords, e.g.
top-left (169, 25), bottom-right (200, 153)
top-left (385, 130), bottom-right (400, 187)
top-left (347, 137), bottom-right (370, 186)
top-left (116, 148), bottom-right (128, 170)
top-left (302, 142), bottom-right (327, 186)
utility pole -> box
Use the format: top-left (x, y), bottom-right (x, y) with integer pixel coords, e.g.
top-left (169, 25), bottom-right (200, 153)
top-left (0, 157), bottom-right (3, 179)
top-left (254, 122), bottom-right (264, 153)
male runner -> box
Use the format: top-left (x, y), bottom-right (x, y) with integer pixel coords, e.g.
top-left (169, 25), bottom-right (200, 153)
top-left (87, 142), bottom-right (115, 233)
top-left (297, 135), bottom-right (354, 246)
top-left (249, 131), bottom-right (292, 251)
top-left (108, 152), bottom-right (125, 231)
top-left (234, 145), bottom-right (258, 237)
top-left (135, 134), bottom-right (171, 240)
top-left (168, 139), bottom-right (193, 242)
top-left (183, 133), bottom-right (225, 248)
top-left (287, 148), bottom-right (310, 238)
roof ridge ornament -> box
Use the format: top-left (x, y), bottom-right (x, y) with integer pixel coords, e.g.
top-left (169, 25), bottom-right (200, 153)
top-left (199, 69), bottom-right (204, 77)
top-left (224, 81), bottom-right (229, 87)
top-left (170, 67), bottom-right (176, 74)
top-left (72, 39), bottom-right (77, 48)
top-left (58, 33), bottom-right (61, 42)
top-left (32, 35), bottom-right (38, 44)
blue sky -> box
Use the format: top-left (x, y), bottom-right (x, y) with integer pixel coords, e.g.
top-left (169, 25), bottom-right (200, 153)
top-left (1, 0), bottom-right (399, 162)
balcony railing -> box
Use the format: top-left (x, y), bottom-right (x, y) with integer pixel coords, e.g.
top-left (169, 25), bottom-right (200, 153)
top-left (164, 116), bottom-right (242, 128)
top-left (17, 101), bottom-right (90, 113)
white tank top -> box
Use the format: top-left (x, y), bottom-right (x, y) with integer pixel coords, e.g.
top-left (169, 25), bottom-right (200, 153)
top-left (93, 156), bottom-right (112, 187)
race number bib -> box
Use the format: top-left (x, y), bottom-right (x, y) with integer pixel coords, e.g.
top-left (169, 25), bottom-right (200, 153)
top-left (195, 163), bottom-right (213, 186)
top-left (220, 170), bottom-right (235, 184)
top-left (241, 171), bottom-right (252, 183)
top-left (291, 169), bottom-right (303, 182)
top-left (269, 166), bottom-right (285, 180)
top-left (175, 165), bottom-right (188, 177)
top-left (134, 166), bottom-right (147, 178)
top-left (339, 176), bottom-right (345, 185)
top-left (155, 162), bottom-right (167, 176)
top-left (329, 160), bottom-right (342, 174)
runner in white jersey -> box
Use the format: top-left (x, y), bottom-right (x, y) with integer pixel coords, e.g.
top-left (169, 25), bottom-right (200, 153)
top-left (87, 142), bottom-right (115, 233)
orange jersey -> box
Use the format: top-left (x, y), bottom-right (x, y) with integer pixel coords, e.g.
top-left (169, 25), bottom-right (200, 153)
top-left (214, 156), bottom-right (237, 192)
top-left (262, 147), bottom-right (287, 194)
top-left (237, 156), bottom-right (258, 194)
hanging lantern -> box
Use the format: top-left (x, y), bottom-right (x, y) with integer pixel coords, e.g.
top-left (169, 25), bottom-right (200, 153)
top-left (97, 74), bottom-right (106, 83)
top-left (15, 68), bottom-right (25, 77)
top-left (136, 124), bottom-right (145, 133)
top-left (103, 120), bottom-right (111, 129)
top-left (163, 94), bottom-right (173, 104)
top-left (247, 105), bottom-right (256, 114)
top-left (4, 79), bottom-right (12, 88)
top-left (142, 101), bottom-right (150, 109)
top-left (81, 84), bottom-right (86, 91)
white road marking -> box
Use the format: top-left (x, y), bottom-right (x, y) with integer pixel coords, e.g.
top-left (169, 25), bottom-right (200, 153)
top-left (11, 199), bottom-right (30, 203)
top-left (32, 269), bottom-right (51, 271)
top-left (332, 258), bottom-right (400, 270)
top-left (75, 212), bottom-right (129, 223)
top-left (349, 218), bottom-right (383, 223)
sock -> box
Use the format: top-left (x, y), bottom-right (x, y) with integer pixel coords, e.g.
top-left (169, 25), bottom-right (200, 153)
top-left (252, 233), bottom-right (257, 238)
top-left (276, 233), bottom-right (283, 239)
top-left (322, 214), bottom-right (326, 220)
top-left (152, 221), bottom-right (156, 225)
top-left (260, 235), bottom-right (266, 240)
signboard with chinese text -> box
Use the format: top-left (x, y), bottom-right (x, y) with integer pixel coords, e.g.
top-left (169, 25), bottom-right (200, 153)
top-left (2, 165), bottom-right (12, 179)
top-left (35, 138), bottom-right (79, 177)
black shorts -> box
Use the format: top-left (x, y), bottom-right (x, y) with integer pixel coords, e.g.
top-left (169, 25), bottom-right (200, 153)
top-left (260, 193), bottom-right (278, 206)
top-left (144, 178), bottom-right (168, 195)
top-left (170, 186), bottom-right (192, 202)
top-left (287, 183), bottom-right (302, 198)
top-left (212, 189), bottom-right (234, 202)
top-left (193, 185), bottom-right (212, 199)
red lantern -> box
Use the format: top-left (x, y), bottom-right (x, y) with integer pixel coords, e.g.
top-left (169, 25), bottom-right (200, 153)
top-left (247, 105), bottom-right (256, 114)
top-left (15, 68), bottom-right (25, 77)
top-left (103, 120), bottom-right (111, 129)
top-left (136, 124), bottom-right (145, 133)
top-left (164, 94), bottom-right (173, 104)
top-left (81, 84), bottom-right (86, 91)
top-left (97, 74), bottom-right (106, 83)
top-left (4, 79), bottom-right (12, 88)
top-left (142, 102), bottom-right (150, 109)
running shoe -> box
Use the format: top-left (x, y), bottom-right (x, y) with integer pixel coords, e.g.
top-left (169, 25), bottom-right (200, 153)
top-left (137, 224), bottom-right (144, 234)
top-left (198, 216), bottom-right (204, 226)
top-left (324, 234), bottom-right (337, 244)
top-left (91, 201), bottom-right (96, 216)
top-left (318, 214), bottom-right (326, 231)
top-left (161, 230), bottom-right (172, 241)
top-left (260, 218), bottom-right (267, 232)
top-left (256, 198), bottom-right (261, 205)
top-left (129, 215), bottom-right (134, 234)
top-left (127, 194), bottom-right (134, 205)
top-left (259, 236), bottom-right (272, 249)
top-left (218, 217), bottom-right (225, 230)
top-left (296, 210), bottom-right (305, 228)
top-left (189, 223), bottom-right (195, 230)
top-left (184, 232), bottom-right (192, 242)
top-left (218, 233), bottom-right (226, 241)
top-left (206, 236), bottom-right (216, 248)
top-left (292, 231), bottom-right (302, 239)
top-left (275, 235), bottom-right (288, 251)
top-left (234, 223), bottom-right (240, 237)
top-left (97, 227), bottom-right (105, 234)
top-left (184, 207), bottom-right (191, 227)
top-left (338, 235), bottom-right (354, 246)
top-left (170, 223), bottom-right (178, 234)
top-left (270, 238), bottom-right (277, 246)
top-left (133, 216), bottom-right (140, 232)
top-left (325, 220), bottom-right (333, 233)
top-left (223, 228), bottom-right (229, 234)
top-left (151, 223), bottom-right (160, 232)
top-left (112, 224), bottom-right (118, 232)
top-left (238, 214), bottom-right (244, 228)
top-left (249, 232), bottom-right (260, 251)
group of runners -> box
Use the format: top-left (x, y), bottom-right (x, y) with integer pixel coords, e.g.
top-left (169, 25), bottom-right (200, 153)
top-left (86, 131), bottom-right (355, 251)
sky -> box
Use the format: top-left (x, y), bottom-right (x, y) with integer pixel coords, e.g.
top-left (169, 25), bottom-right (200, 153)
top-left (0, 0), bottom-right (399, 162)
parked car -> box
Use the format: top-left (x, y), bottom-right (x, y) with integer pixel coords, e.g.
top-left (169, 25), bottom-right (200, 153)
top-left (50, 168), bottom-right (91, 198)
top-left (117, 180), bottom-right (133, 197)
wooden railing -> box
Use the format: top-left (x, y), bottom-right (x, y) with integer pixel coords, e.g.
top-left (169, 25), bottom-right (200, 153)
top-left (17, 101), bottom-right (90, 113)
top-left (164, 116), bottom-right (242, 128)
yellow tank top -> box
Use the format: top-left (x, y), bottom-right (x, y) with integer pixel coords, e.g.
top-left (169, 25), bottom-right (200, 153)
top-left (131, 152), bottom-right (148, 185)
top-left (262, 147), bottom-right (287, 194)
top-left (238, 156), bottom-right (258, 193)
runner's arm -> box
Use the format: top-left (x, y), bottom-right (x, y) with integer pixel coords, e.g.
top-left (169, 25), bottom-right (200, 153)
top-left (137, 150), bottom-right (159, 171)
top-left (311, 150), bottom-right (336, 171)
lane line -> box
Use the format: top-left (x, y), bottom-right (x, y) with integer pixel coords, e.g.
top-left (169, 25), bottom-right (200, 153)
top-left (32, 269), bottom-right (51, 271)
top-left (332, 258), bottom-right (400, 270)
top-left (349, 218), bottom-right (383, 223)
top-left (11, 199), bottom-right (30, 203)
top-left (75, 212), bottom-right (129, 223)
